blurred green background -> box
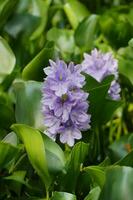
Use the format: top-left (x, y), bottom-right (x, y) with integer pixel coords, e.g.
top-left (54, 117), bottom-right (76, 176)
top-left (0, 0), bottom-right (133, 199)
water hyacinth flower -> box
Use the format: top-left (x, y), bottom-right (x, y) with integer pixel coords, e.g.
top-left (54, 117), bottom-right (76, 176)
top-left (42, 60), bottom-right (91, 146)
top-left (82, 48), bottom-right (121, 100)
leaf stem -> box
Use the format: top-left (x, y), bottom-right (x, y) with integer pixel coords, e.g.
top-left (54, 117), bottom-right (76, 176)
top-left (46, 190), bottom-right (49, 200)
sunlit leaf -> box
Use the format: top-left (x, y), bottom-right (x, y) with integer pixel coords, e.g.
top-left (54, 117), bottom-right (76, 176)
top-left (30, 0), bottom-right (52, 40)
top-left (11, 124), bottom-right (51, 189)
top-left (47, 28), bottom-right (75, 53)
top-left (51, 192), bottom-right (77, 200)
top-left (84, 186), bottom-right (101, 200)
top-left (64, 0), bottom-right (89, 29)
top-left (2, 132), bottom-right (18, 146)
top-left (83, 166), bottom-right (105, 188)
top-left (0, 36), bottom-right (16, 83)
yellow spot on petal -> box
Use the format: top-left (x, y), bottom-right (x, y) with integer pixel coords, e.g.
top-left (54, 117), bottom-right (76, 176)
top-left (59, 74), bottom-right (63, 80)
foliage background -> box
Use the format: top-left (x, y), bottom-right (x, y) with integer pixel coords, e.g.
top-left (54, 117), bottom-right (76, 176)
top-left (0, 0), bottom-right (133, 199)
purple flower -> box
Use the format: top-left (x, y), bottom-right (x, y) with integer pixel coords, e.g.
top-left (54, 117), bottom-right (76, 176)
top-left (68, 62), bottom-right (85, 88)
top-left (82, 48), bottom-right (121, 100)
top-left (108, 80), bottom-right (121, 100)
top-left (59, 123), bottom-right (82, 147)
top-left (42, 106), bottom-right (61, 140)
top-left (44, 60), bottom-right (70, 97)
top-left (42, 59), bottom-right (91, 146)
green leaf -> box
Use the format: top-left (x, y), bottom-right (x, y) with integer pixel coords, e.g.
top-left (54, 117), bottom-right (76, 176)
top-left (13, 81), bottom-right (44, 130)
top-left (0, 142), bottom-right (20, 169)
top-left (109, 134), bottom-right (133, 162)
top-left (99, 157), bottom-right (111, 167)
top-left (51, 192), bottom-right (77, 200)
top-left (99, 166), bottom-right (133, 200)
top-left (100, 13), bottom-right (133, 48)
top-left (64, 0), bottom-right (89, 29)
top-left (30, 0), bottom-right (52, 40)
top-left (22, 42), bottom-right (54, 81)
top-left (4, 13), bottom-right (40, 39)
top-left (4, 170), bottom-right (28, 195)
top-left (0, 36), bottom-right (16, 83)
top-left (42, 132), bottom-right (66, 174)
top-left (2, 132), bottom-right (18, 146)
top-left (83, 166), bottom-right (105, 188)
top-left (85, 75), bottom-right (121, 127)
top-left (84, 186), bottom-right (101, 200)
top-left (118, 51), bottom-right (133, 85)
top-left (84, 74), bottom-right (122, 126)
top-left (0, 0), bottom-right (18, 29)
top-left (115, 150), bottom-right (133, 167)
top-left (0, 102), bottom-right (15, 130)
top-left (47, 28), bottom-right (75, 54)
top-left (83, 73), bottom-right (100, 91)
top-left (4, 170), bottom-right (26, 185)
top-left (61, 142), bottom-right (89, 192)
top-left (11, 124), bottom-right (51, 189)
top-left (99, 99), bottom-right (123, 124)
top-left (75, 15), bottom-right (99, 50)
top-left (128, 38), bottom-right (133, 48)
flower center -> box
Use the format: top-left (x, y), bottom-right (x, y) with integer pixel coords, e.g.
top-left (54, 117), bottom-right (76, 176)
top-left (61, 94), bottom-right (68, 102)
top-left (59, 74), bottom-right (63, 80)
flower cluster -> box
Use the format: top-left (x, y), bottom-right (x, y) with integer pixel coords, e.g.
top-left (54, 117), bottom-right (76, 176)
top-left (82, 49), bottom-right (121, 100)
top-left (42, 60), bottom-right (91, 146)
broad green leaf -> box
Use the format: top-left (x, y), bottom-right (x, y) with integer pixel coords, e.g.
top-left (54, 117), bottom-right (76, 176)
top-left (99, 99), bottom-right (123, 124)
top-left (0, 0), bottom-right (18, 29)
top-left (83, 73), bottom-right (100, 91)
top-left (84, 186), bottom-right (101, 200)
top-left (42, 133), bottom-right (66, 174)
top-left (0, 36), bottom-right (16, 83)
top-left (0, 142), bottom-right (20, 169)
top-left (75, 15), bottom-right (99, 50)
top-left (83, 166), bottom-right (105, 188)
top-left (118, 56), bottom-right (133, 85)
top-left (117, 45), bottom-right (133, 84)
top-left (51, 192), bottom-right (77, 200)
top-left (1, 67), bottom-right (19, 91)
top-left (2, 132), bottom-right (18, 146)
top-left (47, 28), bottom-right (75, 53)
top-left (115, 150), bottom-right (133, 167)
top-left (11, 124), bottom-right (51, 189)
top-left (64, 0), bottom-right (89, 29)
top-left (85, 75), bottom-right (121, 127)
top-left (30, 0), bottom-right (52, 40)
top-left (99, 166), bottom-right (133, 200)
top-left (61, 142), bottom-right (89, 192)
top-left (84, 74), bottom-right (122, 126)
top-left (117, 46), bottom-right (133, 85)
top-left (22, 42), bottom-right (54, 81)
top-left (100, 13), bottom-right (133, 48)
top-left (4, 13), bottom-right (39, 39)
top-left (13, 80), bottom-right (44, 130)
